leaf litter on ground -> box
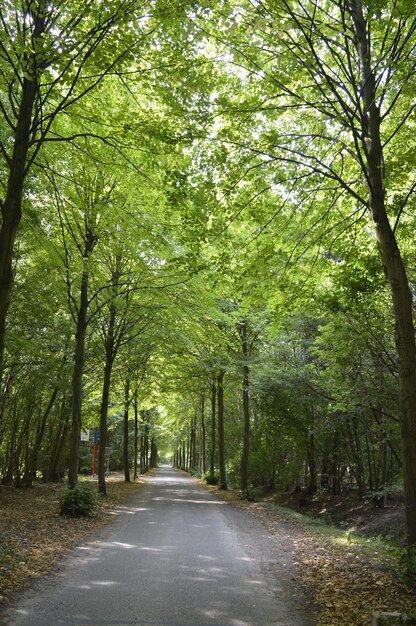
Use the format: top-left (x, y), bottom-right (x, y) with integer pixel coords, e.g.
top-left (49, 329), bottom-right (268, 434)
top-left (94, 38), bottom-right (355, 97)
top-left (201, 481), bottom-right (416, 626)
top-left (0, 476), bottom-right (145, 605)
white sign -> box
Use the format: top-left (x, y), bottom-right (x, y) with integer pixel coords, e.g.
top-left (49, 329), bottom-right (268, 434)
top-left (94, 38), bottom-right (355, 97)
top-left (80, 429), bottom-right (90, 442)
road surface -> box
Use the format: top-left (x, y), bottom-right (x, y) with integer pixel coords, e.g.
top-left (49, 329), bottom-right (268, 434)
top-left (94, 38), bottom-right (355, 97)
top-left (2, 467), bottom-right (313, 626)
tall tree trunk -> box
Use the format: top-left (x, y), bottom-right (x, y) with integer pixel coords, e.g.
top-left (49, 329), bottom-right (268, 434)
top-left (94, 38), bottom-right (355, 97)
top-left (145, 425), bottom-right (150, 467)
top-left (349, 414), bottom-right (365, 497)
top-left (186, 436), bottom-right (190, 471)
top-left (306, 432), bottom-right (317, 495)
top-left (0, 5), bottom-right (46, 380)
top-left (190, 415), bottom-right (197, 471)
top-left (140, 414), bottom-right (147, 472)
top-left (0, 367), bottom-right (15, 443)
top-left (210, 377), bottom-right (216, 482)
top-left (239, 320), bottom-right (250, 491)
top-left (48, 399), bottom-right (69, 482)
top-left (98, 305), bottom-right (116, 496)
top-left (199, 393), bottom-right (206, 475)
top-left (350, 0), bottom-right (416, 548)
top-left (133, 390), bottom-right (138, 481)
top-left (123, 377), bottom-right (130, 482)
top-left (67, 255), bottom-right (92, 488)
top-left (217, 370), bottom-right (227, 490)
top-left (150, 438), bottom-right (157, 468)
top-left (23, 387), bottom-right (59, 486)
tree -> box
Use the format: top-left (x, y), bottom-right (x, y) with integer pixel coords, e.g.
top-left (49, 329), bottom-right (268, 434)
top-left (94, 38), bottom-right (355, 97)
top-left (217, 369), bottom-right (227, 489)
top-left (51, 157), bottom-right (103, 488)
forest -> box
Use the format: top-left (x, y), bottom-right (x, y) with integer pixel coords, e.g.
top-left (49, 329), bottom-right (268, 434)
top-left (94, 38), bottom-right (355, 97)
top-left (1, 0), bottom-right (416, 567)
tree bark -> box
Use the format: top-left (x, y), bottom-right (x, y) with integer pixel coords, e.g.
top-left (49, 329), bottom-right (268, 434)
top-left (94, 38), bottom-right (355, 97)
top-left (190, 415), bottom-right (197, 471)
top-left (67, 263), bottom-right (90, 488)
top-left (350, 0), bottom-right (416, 547)
top-left (23, 387), bottom-right (59, 486)
top-left (306, 432), bottom-right (317, 495)
top-left (133, 390), bottom-right (138, 481)
top-left (48, 399), bottom-right (69, 482)
top-left (199, 393), bottom-right (206, 475)
top-left (217, 370), bottom-right (227, 490)
top-left (0, 6), bottom-right (46, 381)
top-left (210, 377), bottom-right (216, 482)
top-left (123, 377), bottom-right (130, 482)
top-left (239, 320), bottom-right (250, 492)
top-left (150, 438), bottom-right (157, 468)
top-left (0, 118), bottom-right (32, 379)
top-left (98, 304), bottom-right (116, 496)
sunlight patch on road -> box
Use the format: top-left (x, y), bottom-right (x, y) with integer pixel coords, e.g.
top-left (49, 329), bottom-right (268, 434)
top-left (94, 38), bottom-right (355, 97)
top-left (152, 496), bottom-right (226, 504)
top-left (246, 579), bottom-right (263, 585)
top-left (96, 541), bottom-right (136, 550)
top-left (115, 506), bottom-right (149, 514)
top-left (197, 554), bottom-right (216, 560)
top-left (112, 541), bottom-right (136, 549)
top-left (138, 545), bottom-right (174, 552)
top-left (78, 580), bottom-right (120, 589)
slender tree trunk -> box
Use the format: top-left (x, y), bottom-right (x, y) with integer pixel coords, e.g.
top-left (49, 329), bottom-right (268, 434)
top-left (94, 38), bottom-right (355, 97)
top-left (24, 387), bottom-right (59, 486)
top-left (48, 400), bottom-right (69, 482)
top-left (123, 377), bottom-right (130, 482)
top-left (67, 266), bottom-right (90, 488)
top-left (150, 438), bottom-right (157, 468)
top-left (0, 4), bottom-right (45, 381)
top-left (0, 367), bottom-right (14, 443)
top-left (133, 390), bottom-right (138, 481)
top-left (140, 414), bottom-right (147, 472)
top-left (145, 426), bottom-right (150, 467)
top-left (350, 414), bottom-right (365, 497)
top-left (210, 377), bottom-right (216, 482)
top-left (186, 436), bottom-right (190, 471)
top-left (98, 305), bottom-right (116, 496)
top-left (217, 370), bottom-right (227, 490)
top-left (306, 432), bottom-right (317, 495)
top-left (350, 0), bottom-right (416, 547)
top-left (190, 416), bottom-right (197, 471)
top-left (19, 394), bottom-right (35, 486)
top-left (199, 393), bottom-right (206, 475)
top-left (239, 320), bottom-right (250, 491)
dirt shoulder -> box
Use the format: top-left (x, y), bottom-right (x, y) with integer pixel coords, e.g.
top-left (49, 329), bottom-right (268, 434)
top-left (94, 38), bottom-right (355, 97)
top-left (200, 482), bottom-right (416, 626)
top-left (0, 476), bottom-right (145, 606)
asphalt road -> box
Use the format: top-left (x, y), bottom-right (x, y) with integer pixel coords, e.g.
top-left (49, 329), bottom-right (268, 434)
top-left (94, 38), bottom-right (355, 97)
top-left (2, 467), bottom-right (313, 626)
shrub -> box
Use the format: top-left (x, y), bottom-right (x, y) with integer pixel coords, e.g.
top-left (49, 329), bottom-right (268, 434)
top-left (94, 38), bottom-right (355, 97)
top-left (203, 471), bottom-right (219, 485)
top-left (59, 484), bottom-right (97, 516)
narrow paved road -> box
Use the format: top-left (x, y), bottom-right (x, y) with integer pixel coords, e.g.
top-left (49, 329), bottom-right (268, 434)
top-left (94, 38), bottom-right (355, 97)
top-left (3, 468), bottom-right (313, 626)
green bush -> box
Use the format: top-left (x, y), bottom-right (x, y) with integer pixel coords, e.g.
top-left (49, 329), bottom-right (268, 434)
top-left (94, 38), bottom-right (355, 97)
top-left (188, 468), bottom-right (201, 478)
top-left (203, 471), bottom-right (219, 485)
top-left (59, 484), bottom-right (97, 516)
top-left (243, 486), bottom-right (268, 502)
